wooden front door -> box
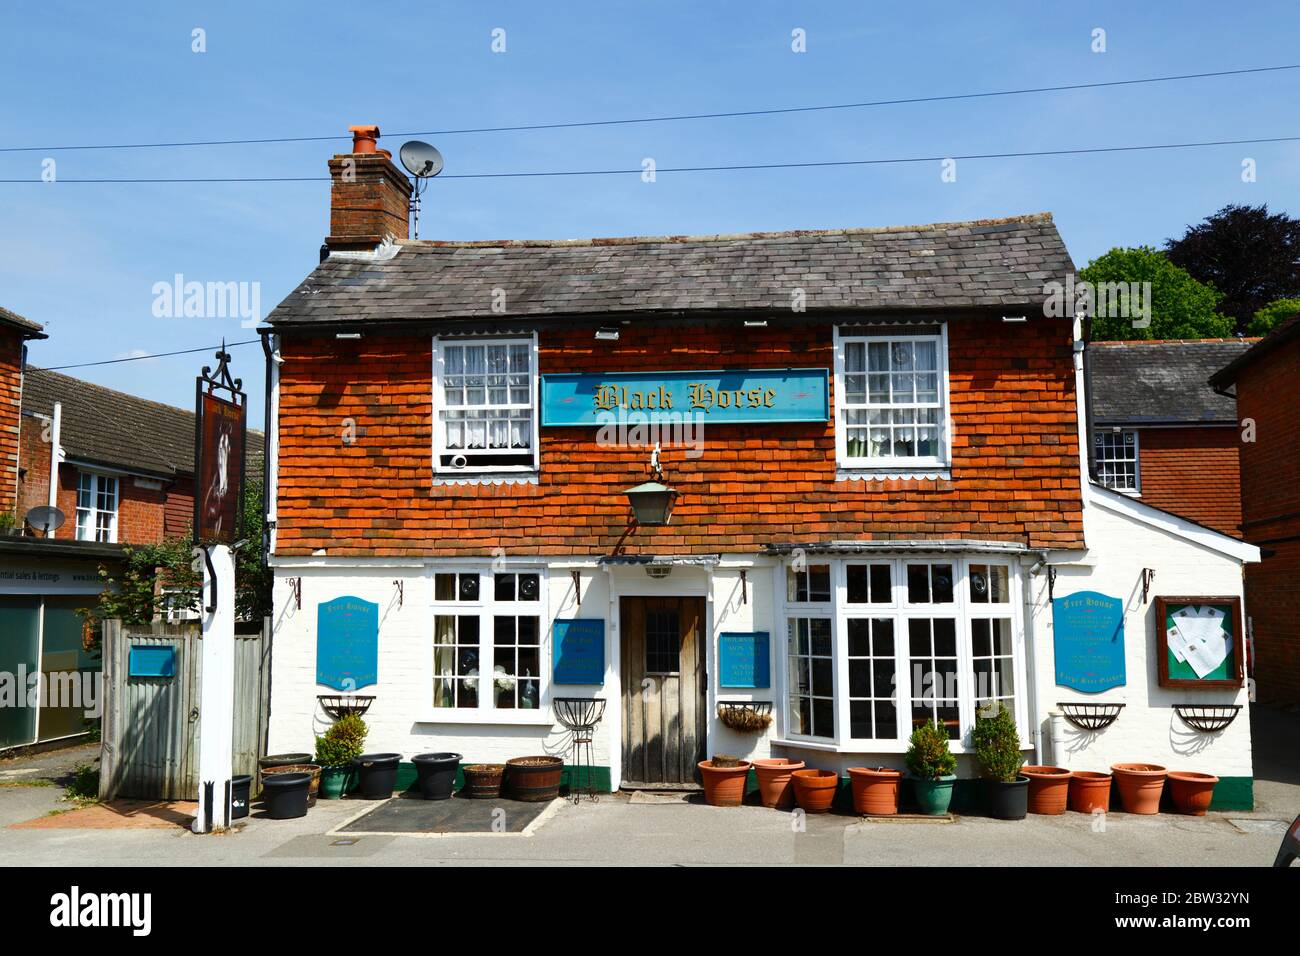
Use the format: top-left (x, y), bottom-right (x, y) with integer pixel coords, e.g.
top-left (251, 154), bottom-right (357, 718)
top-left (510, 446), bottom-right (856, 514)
top-left (620, 596), bottom-right (706, 786)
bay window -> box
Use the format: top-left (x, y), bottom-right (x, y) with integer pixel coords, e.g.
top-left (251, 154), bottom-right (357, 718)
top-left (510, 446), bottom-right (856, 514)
top-left (433, 336), bottom-right (538, 474)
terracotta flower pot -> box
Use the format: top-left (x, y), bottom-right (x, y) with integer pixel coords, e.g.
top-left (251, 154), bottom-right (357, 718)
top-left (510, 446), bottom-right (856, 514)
top-left (1168, 771), bottom-right (1218, 816)
top-left (1021, 765), bottom-right (1072, 815)
top-left (698, 759), bottom-right (751, 807)
top-left (751, 758), bottom-right (805, 809)
top-left (847, 766), bottom-right (902, 815)
top-left (1069, 770), bottom-right (1112, 813)
top-left (791, 768), bottom-right (839, 814)
top-left (1111, 763), bottom-right (1167, 814)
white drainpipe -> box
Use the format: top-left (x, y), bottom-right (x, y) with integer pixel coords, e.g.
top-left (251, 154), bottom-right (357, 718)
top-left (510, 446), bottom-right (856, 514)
top-left (46, 402), bottom-right (61, 536)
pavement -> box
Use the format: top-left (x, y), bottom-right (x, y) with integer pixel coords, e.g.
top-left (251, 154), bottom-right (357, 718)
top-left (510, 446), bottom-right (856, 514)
top-left (0, 710), bottom-right (1295, 867)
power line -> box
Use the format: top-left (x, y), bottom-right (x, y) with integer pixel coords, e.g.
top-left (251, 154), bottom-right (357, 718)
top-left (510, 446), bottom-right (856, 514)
top-left (3, 63), bottom-right (1298, 154)
top-left (42, 339), bottom-right (261, 370)
top-left (3, 134), bottom-right (1297, 183)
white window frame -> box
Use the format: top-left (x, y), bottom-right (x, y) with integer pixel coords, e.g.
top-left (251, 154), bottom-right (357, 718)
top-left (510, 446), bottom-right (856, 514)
top-left (431, 334), bottom-right (540, 476)
top-left (777, 555), bottom-right (1028, 753)
top-left (427, 566), bottom-right (551, 724)
top-left (1093, 427), bottom-right (1140, 494)
top-left (833, 324), bottom-right (952, 471)
top-left (75, 470), bottom-right (118, 543)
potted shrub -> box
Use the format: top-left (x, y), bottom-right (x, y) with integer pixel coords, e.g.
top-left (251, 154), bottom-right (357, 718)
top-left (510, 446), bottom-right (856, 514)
top-left (354, 753), bottom-right (402, 799)
top-left (314, 713), bottom-right (367, 799)
top-left (1069, 770), bottom-right (1113, 813)
top-left (462, 764), bottom-right (505, 799)
top-left (412, 752), bottom-right (462, 800)
top-left (972, 704), bottom-right (1027, 820)
top-left (1111, 763), bottom-right (1167, 814)
top-left (847, 766), bottom-right (902, 815)
top-left (506, 755), bottom-right (564, 802)
top-left (791, 768), bottom-right (839, 813)
top-left (751, 758), bottom-right (805, 809)
top-left (1021, 765), bottom-right (1072, 815)
top-left (698, 754), bottom-right (751, 807)
top-left (906, 720), bottom-right (957, 815)
top-left (1168, 771), bottom-right (1217, 816)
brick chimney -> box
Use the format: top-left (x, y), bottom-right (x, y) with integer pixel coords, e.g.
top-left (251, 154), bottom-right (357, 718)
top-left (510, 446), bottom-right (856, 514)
top-left (0, 309), bottom-right (46, 520)
top-left (324, 124), bottom-right (413, 255)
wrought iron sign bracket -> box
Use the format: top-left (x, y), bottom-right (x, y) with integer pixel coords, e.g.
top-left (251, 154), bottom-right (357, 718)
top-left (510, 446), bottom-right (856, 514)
top-left (740, 569), bottom-right (748, 605)
top-left (288, 577), bottom-right (302, 610)
top-left (570, 569), bottom-right (582, 604)
top-left (1140, 568), bottom-right (1155, 604)
top-left (199, 341), bottom-right (243, 400)
top-left (1047, 566), bottom-right (1057, 602)
top-left (393, 580), bottom-right (403, 609)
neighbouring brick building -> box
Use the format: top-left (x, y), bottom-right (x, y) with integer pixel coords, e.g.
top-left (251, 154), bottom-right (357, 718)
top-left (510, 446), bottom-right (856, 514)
top-left (1087, 339), bottom-right (1254, 537)
top-left (1210, 316), bottom-right (1300, 708)
top-left (259, 127), bottom-right (1262, 808)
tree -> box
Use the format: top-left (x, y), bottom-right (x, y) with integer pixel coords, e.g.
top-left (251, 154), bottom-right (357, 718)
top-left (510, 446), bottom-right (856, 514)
top-left (1165, 204), bottom-right (1300, 334)
top-left (1248, 298), bottom-right (1300, 337)
top-left (1079, 246), bottom-right (1233, 341)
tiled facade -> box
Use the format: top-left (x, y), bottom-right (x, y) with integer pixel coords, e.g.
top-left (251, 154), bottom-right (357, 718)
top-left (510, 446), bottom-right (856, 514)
top-left (1132, 426), bottom-right (1243, 537)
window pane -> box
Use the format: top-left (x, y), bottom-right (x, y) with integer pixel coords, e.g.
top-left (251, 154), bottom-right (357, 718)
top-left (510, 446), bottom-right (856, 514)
top-left (931, 565), bottom-right (954, 603)
top-left (907, 564), bottom-right (929, 603)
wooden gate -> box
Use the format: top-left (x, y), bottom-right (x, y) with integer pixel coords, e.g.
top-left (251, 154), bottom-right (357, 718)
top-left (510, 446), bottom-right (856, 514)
top-left (99, 619), bottom-right (271, 801)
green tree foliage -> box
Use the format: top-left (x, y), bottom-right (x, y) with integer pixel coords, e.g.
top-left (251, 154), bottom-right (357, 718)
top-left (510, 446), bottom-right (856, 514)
top-left (1166, 204), bottom-right (1300, 334)
top-left (1247, 298), bottom-right (1300, 336)
top-left (1080, 246), bottom-right (1232, 341)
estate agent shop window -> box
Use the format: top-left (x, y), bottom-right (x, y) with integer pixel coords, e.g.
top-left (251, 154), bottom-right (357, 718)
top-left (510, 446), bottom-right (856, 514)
top-left (782, 558), bottom-right (1026, 748)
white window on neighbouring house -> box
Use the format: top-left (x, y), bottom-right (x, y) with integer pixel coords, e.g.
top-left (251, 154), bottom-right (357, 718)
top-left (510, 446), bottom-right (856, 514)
top-left (1093, 429), bottom-right (1140, 492)
top-left (75, 471), bottom-right (118, 543)
top-left (432, 570), bottom-right (544, 713)
top-left (835, 325), bottom-right (950, 471)
top-left (433, 336), bottom-right (538, 474)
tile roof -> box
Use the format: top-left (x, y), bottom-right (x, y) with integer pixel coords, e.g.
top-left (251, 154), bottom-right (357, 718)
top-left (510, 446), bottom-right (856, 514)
top-left (22, 367), bottom-right (264, 479)
top-left (266, 213), bottom-right (1074, 327)
top-left (1088, 339), bottom-right (1255, 426)
top-left (0, 305), bottom-right (47, 338)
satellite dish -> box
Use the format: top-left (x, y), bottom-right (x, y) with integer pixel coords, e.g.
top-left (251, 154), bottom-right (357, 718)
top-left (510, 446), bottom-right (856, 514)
top-left (26, 505), bottom-right (66, 534)
top-left (399, 141), bottom-right (444, 178)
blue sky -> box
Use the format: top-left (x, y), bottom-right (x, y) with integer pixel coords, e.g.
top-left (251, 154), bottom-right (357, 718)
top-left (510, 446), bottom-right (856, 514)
top-left (2, 1), bottom-right (1298, 427)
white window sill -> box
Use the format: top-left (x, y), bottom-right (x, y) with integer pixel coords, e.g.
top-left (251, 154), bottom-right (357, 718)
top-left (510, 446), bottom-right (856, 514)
top-left (417, 710), bottom-right (556, 727)
top-left (432, 472), bottom-right (539, 487)
top-left (836, 467), bottom-right (951, 482)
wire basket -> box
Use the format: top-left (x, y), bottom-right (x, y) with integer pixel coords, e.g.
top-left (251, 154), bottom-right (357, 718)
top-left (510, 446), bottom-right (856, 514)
top-left (317, 695), bottom-right (376, 720)
top-left (553, 697), bottom-right (606, 732)
top-left (717, 701), bottom-right (773, 733)
top-left (1174, 704), bottom-right (1241, 733)
top-left (1057, 702), bottom-right (1125, 731)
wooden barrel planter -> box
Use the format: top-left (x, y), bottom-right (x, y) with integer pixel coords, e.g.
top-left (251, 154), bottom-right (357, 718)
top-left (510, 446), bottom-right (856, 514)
top-left (262, 764), bottom-right (322, 806)
top-left (462, 764), bottom-right (505, 799)
top-left (507, 756), bottom-right (564, 802)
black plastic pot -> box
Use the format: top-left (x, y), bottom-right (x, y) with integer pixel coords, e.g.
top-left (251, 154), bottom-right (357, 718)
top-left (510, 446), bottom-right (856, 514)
top-left (262, 771), bottom-right (311, 820)
top-left (412, 752), bottom-right (462, 800)
top-left (354, 753), bottom-right (402, 800)
top-left (230, 774), bottom-right (253, 820)
top-left (259, 753), bottom-right (313, 771)
top-left (985, 776), bottom-right (1030, 820)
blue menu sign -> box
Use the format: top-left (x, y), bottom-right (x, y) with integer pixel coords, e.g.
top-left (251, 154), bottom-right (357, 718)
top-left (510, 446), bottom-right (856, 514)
top-left (129, 645), bottom-right (176, 679)
top-left (552, 619), bottom-right (605, 685)
top-left (1053, 591), bottom-right (1125, 692)
top-left (718, 632), bottom-right (771, 689)
top-left (540, 368), bottom-right (830, 426)
top-left (316, 596), bottom-right (379, 691)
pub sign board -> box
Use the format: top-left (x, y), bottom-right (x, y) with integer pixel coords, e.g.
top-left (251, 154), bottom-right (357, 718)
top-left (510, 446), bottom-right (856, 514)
top-left (1155, 596), bottom-right (1244, 690)
top-left (195, 390), bottom-right (247, 544)
top-left (718, 632), bottom-right (771, 689)
top-left (540, 368), bottom-right (830, 427)
top-left (552, 618), bottom-right (605, 685)
top-left (316, 597), bottom-right (380, 691)
top-left (1052, 591), bottom-right (1126, 692)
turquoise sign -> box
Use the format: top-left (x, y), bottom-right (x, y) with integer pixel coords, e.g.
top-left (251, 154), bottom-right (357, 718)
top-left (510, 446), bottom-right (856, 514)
top-left (552, 618), bottom-right (605, 684)
top-left (317, 596), bottom-right (379, 691)
top-left (540, 368), bottom-right (829, 426)
top-left (1053, 591), bottom-right (1125, 692)
top-left (129, 645), bottom-right (175, 679)
top-left (718, 632), bottom-right (771, 689)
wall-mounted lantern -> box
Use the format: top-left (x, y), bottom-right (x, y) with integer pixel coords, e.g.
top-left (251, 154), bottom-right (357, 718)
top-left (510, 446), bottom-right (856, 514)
top-left (624, 480), bottom-right (677, 526)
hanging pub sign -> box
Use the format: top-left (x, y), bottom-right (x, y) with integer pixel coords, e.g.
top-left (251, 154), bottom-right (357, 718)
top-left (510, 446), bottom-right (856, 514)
top-left (1052, 591), bottom-right (1125, 692)
top-left (540, 368), bottom-right (830, 426)
top-left (1155, 596), bottom-right (1244, 689)
top-left (316, 596), bottom-right (380, 691)
top-left (552, 618), bottom-right (605, 684)
top-left (718, 632), bottom-right (771, 689)
top-left (194, 346), bottom-right (247, 545)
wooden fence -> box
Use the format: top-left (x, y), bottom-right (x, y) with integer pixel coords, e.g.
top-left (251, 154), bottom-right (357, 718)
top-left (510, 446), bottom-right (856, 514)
top-left (99, 619), bottom-right (271, 801)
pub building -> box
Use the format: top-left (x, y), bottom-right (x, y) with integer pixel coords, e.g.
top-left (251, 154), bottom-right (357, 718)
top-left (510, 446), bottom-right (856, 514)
top-left (260, 128), bottom-right (1259, 808)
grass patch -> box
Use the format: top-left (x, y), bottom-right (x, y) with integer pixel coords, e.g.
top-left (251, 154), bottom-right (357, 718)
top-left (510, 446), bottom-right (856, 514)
top-left (0, 779), bottom-right (54, 789)
top-left (62, 764), bottom-right (100, 807)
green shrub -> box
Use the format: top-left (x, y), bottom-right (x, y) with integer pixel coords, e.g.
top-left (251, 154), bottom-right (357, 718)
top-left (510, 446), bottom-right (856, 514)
top-left (906, 720), bottom-right (957, 779)
top-left (972, 703), bottom-right (1024, 783)
top-left (314, 714), bottom-right (368, 768)
top-left (65, 764), bottom-right (100, 803)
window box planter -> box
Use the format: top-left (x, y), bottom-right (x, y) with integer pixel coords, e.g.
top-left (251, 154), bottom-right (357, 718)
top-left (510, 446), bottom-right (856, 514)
top-left (354, 753), bottom-right (402, 800)
top-left (1111, 763), bottom-right (1167, 814)
top-left (507, 755), bottom-right (564, 802)
top-left (262, 771), bottom-right (312, 820)
top-left (1068, 770), bottom-right (1112, 813)
top-left (912, 775), bottom-right (957, 815)
top-left (1021, 766), bottom-right (1071, 815)
top-left (752, 758), bottom-right (804, 809)
top-left (847, 766), bottom-right (901, 815)
top-left (1168, 771), bottom-right (1218, 816)
top-left (412, 752), bottom-right (462, 800)
top-left (791, 768), bottom-right (839, 814)
top-left (698, 758), bottom-right (752, 807)
top-left (462, 764), bottom-right (505, 799)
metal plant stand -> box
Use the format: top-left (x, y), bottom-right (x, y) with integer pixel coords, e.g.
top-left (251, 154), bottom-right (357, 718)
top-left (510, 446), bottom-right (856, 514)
top-left (554, 697), bottom-right (606, 804)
